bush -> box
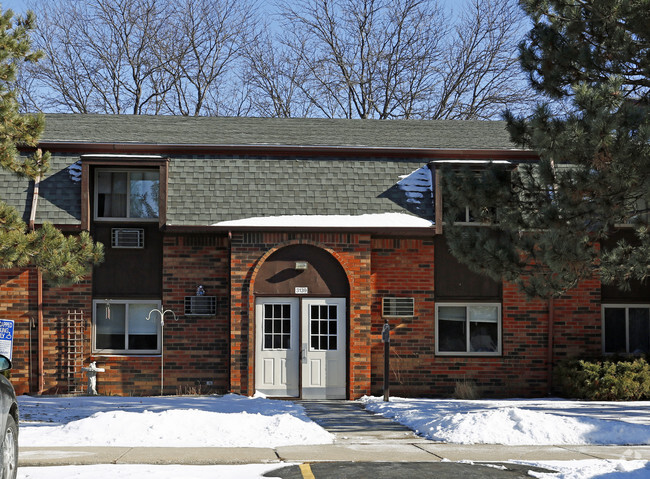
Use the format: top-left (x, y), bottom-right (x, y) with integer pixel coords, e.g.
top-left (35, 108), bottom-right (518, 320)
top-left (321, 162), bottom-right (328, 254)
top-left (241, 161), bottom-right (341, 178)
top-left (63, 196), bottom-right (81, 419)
top-left (453, 377), bottom-right (480, 400)
top-left (555, 357), bottom-right (650, 400)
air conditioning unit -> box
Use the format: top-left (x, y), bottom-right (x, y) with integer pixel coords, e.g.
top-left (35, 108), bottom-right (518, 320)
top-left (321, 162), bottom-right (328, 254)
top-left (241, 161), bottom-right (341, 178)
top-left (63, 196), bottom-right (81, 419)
top-left (382, 297), bottom-right (415, 318)
top-left (185, 296), bottom-right (217, 316)
top-left (111, 228), bottom-right (144, 248)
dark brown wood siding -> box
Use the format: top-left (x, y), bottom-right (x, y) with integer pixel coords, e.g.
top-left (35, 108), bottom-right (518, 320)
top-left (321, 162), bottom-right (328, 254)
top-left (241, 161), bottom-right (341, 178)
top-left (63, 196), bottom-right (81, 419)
top-left (92, 222), bottom-right (162, 298)
top-left (434, 235), bottom-right (501, 300)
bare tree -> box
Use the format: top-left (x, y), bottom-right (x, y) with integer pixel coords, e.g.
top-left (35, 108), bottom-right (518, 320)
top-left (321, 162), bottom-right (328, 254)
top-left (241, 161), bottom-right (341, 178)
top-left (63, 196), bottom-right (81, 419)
top-left (22, 0), bottom-right (258, 115)
top-left (431, 0), bottom-right (536, 119)
top-left (19, 0), bottom-right (535, 119)
top-left (161, 0), bottom-right (259, 116)
top-left (247, 0), bottom-right (534, 119)
top-left (24, 0), bottom-right (176, 114)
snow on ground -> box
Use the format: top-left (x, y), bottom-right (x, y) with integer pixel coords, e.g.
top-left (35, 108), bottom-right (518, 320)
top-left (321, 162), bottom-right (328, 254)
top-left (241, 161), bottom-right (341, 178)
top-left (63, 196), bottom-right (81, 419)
top-left (519, 460), bottom-right (650, 479)
top-left (360, 397), bottom-right (650, 445)
top-left (17, 394), bottom-right (650, 478)
top-left (18, 394), bottom-right (333, 448)
top-left (18, 464), bottom-right (285, 479)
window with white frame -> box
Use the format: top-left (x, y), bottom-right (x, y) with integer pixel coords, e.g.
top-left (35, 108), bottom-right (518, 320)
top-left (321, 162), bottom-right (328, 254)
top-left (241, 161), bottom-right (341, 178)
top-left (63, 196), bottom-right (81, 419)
top-left (603, 305), bottom-right (650, 354)
top-left (95, 169), bottom-right (160, 220)
top-left (93, 300), bottom-right (162, 354)
top-left (436, 303), bottom-right (501, 355)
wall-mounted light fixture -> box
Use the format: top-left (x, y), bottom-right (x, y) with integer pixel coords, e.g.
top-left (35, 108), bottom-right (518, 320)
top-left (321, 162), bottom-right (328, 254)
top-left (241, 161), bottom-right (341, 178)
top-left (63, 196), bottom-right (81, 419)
top-left (295, 261), bottom-right (308, 270)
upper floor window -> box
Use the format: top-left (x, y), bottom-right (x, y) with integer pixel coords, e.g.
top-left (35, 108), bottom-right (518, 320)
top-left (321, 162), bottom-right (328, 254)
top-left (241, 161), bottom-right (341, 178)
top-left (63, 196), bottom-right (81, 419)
top-left (95, 169), bottom-right (159, 220)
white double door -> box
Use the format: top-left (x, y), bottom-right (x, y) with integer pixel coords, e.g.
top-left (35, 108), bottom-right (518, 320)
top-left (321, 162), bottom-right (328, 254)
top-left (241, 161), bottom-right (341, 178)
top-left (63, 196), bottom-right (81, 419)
top-left (255, 297), bottom-right (346, 399)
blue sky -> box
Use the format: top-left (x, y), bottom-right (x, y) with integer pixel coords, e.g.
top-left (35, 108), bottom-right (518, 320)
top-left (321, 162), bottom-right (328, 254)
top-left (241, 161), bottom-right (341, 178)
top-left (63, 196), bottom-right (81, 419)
top-left (2, 0), bottom-right (28, 14)
top-left (2, 0), bottom-right (473, 16)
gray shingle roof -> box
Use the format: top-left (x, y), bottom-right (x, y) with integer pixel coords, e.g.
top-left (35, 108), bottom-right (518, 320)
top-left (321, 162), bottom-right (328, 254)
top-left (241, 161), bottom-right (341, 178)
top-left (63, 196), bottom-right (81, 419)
top-left (2, 114), bottom-right (527, 227)
top-left (166, 155), bottom-right (431, 226)
top-left (0, 154), bottom-right (81, 225)
top-left (40, 114), bottom-right (520, 151)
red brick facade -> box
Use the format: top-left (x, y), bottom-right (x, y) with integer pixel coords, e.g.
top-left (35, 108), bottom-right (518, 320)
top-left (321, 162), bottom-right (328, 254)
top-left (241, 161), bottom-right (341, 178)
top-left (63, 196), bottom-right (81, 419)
top-left (0, 232), bottom-right (605, 398)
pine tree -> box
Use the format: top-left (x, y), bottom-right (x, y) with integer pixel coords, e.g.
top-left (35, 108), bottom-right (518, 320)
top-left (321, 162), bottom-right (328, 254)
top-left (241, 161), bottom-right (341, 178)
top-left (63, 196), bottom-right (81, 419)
top-left (441, 0), bottom-right (650, 297)
top-left (0, 8), bottom-right (103, 285)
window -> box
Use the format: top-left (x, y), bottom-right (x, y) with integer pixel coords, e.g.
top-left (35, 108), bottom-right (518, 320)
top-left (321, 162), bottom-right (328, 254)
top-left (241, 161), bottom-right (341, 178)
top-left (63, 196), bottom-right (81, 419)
top-left (603, 305), bottom-right (650, 354)
top-left (451, 206), bottom-right (497, 224)
top-left (95, 169), bottom-right (159, 220)
top-left (436, 303), bottom-right (501, 355)
top-left (93, 300), bottom-right (161, 354)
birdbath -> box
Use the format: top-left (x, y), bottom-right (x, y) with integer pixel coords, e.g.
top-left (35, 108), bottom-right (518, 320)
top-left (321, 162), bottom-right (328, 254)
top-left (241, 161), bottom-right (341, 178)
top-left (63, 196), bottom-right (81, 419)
top-left (81, 361), bottom-right (105, 395)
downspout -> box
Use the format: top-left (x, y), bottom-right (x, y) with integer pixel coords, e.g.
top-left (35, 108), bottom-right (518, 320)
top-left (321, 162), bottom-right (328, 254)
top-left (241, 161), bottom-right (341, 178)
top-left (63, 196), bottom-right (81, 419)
top-left (547, 296), bottom-right (554, 396)
top-left (227, 230), bottom-right (233, 394)
top-left (29, 172), bottom-right (45, 395)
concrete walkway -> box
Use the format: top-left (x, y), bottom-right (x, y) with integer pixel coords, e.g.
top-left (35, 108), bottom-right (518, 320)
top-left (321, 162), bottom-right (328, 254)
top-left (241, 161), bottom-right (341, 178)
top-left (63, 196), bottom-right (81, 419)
top-left (19, 400), bottom-right (650, 466)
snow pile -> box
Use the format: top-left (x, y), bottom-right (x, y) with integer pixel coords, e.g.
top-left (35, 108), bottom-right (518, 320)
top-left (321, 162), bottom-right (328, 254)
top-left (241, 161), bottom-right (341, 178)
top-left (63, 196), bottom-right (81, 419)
top-left (360, 397), bottom-right (650, 445)
top-left (18, 464), bottom-right (284, 479)
top-left (522, 460), bottom-right (650, 479)
top-left (19, 394), bottom-right (333, 448)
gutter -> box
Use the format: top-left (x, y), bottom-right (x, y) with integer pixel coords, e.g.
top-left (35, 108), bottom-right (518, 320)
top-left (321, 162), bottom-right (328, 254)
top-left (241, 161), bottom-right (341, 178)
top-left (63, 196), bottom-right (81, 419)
top-left (29, 173), bottom-right (45, 394)
top-left (26, 141), bottom-right (539, 161)
top-left (547, 297), bottom-right (555, 396)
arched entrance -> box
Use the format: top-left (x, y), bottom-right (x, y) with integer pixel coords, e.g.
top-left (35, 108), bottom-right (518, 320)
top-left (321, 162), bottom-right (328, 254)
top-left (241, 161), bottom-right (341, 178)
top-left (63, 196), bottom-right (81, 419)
top-left (253, 244), bottom-right (350, 399)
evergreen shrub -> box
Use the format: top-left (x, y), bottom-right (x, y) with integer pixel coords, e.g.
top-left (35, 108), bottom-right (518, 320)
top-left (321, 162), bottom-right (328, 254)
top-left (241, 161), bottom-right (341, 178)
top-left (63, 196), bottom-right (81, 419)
top-left (555, 357), bottom-right (650, 401)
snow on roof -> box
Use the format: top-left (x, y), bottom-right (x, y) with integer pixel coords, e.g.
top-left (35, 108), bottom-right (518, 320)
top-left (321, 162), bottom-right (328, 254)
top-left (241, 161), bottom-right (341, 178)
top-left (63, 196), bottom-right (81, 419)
top-left (213, 212), bottom-right (433, 228)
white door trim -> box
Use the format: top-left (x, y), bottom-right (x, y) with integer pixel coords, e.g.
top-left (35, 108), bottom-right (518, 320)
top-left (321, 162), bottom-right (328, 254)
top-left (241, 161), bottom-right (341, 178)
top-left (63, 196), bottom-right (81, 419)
top-left (254, 297), bottom-right (347, 399)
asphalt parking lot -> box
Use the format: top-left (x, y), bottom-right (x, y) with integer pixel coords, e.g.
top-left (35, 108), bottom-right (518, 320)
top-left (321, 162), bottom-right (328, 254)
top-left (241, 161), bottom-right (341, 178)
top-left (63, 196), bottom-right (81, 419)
top-left (264, 461), bottom-right (556, 479)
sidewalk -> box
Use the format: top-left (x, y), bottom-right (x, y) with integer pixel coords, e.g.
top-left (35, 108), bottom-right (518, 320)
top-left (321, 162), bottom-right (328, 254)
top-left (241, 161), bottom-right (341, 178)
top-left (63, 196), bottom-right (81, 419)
top-left (18, 400), bottom-right (650, 466)
top-left (18, 443), bottom-right (650, 466)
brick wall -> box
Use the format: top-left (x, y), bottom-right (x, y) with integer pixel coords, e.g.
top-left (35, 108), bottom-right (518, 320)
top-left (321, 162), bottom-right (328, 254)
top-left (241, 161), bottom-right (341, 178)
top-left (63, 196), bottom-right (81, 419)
top-left (0, 267), bottom-right (92, 395)
top-left (89, 233), bottom-right (231, 396)
top-left (369, 238), bottom-right (603, 398)
top-left (0, 231), bottom-right (604, 398)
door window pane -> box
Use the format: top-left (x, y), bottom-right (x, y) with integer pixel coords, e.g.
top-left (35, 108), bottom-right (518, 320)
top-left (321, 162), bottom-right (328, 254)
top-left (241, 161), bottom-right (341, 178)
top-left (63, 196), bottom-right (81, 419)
top-left (262, 303), bottom-right (292, 350)
top-left (310, 304), bottom-right (338, 351)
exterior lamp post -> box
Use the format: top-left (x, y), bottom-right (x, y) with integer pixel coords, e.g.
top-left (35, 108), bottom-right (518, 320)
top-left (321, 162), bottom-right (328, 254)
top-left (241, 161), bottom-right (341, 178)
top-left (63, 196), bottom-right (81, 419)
top-left (382, 319), bottom-right (390, 402)
top-left (146, 308), bottom-right (177, 396)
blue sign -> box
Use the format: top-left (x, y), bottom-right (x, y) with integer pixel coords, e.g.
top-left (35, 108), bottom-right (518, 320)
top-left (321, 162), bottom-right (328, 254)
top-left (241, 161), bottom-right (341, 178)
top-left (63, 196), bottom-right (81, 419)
top-left (0, 320), bottom-right (14, 361)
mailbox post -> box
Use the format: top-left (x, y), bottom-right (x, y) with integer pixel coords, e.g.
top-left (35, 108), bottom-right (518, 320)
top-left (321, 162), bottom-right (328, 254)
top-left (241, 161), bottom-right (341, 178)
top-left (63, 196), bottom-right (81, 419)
top-left (382, 319), bottom-right (390, 402)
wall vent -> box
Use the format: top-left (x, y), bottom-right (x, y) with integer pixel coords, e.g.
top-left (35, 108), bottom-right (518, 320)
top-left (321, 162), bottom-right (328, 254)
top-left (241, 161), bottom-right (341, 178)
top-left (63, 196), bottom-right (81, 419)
top-left (382, 297), bottom-right (415, 317)
top-left (185, 296), bottom-right (217, 316)
top-left (111, 228), bottom-right (144, 248)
